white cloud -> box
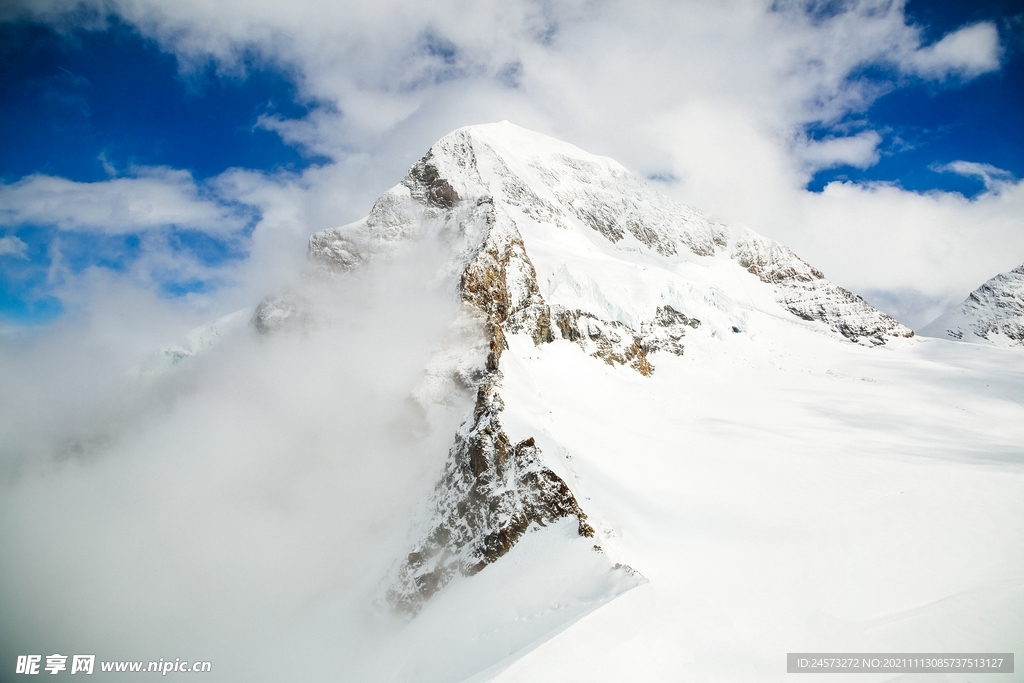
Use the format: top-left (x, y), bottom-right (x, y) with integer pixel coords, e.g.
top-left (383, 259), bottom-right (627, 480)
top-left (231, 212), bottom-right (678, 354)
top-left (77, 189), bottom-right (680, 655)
top-left (933, 160), bottom-right (1016, 191)
top-left (797, 130), bottom-right (882, 173)
top-left (902, 22), bottom-right (1002, 79)
top-left (0, 168), bottom-right (249, 234)
top-left (0, 241), bottom-right (471, 680)
top-left (793, 178), bottom-right (1024, 326)
top-left (0, 235), bottom-right (28, 258)
top-left (1, 0), bottom-right (1022, 671)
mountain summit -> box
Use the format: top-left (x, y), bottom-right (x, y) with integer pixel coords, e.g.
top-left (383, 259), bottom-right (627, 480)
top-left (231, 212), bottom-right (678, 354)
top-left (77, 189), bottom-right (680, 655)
top-left (254, 121), bottom-right (912, 614)
top-left (267, 122), bottom-right (911, 345)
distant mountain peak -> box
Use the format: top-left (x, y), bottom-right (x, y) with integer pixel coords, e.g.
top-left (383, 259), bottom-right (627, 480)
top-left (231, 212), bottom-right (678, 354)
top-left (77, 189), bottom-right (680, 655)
top-left (920, 264), bottom-right (1024, 346)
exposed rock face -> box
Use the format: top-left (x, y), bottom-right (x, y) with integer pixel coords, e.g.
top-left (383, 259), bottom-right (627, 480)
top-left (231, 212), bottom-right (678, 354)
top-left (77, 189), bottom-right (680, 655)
top-left (388, 187), bottom-right (595, 615)
top-left (404, 152), bottom-right (461, 210)
top-left (544, 304), bottom-right (697, 377)
top-left (552, 307), bottom-right (653, 376)
top-left (459, 198), bottom-right (553, 346)
top-left (641, 305), bottom-right (701, 355)
top-left (307, 231), bottom-right (363, 272)
top-left (387, 378), bottom-right (595, 614)
top-left (733, 231), bottom-right (913, 345)
top-left (921, 264), bottom-right (1024, 345)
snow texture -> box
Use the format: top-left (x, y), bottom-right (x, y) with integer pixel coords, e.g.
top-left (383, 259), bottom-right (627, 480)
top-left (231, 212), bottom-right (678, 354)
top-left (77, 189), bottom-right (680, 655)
top-left (108, 123), bottom-right (1024, 681)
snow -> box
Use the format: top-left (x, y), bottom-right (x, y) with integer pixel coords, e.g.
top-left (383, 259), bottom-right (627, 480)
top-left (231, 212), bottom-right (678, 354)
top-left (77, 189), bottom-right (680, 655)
top-left (362, 518), bottom-right (643, 683)
top-left (486, 325), bottom-right (1024, 682)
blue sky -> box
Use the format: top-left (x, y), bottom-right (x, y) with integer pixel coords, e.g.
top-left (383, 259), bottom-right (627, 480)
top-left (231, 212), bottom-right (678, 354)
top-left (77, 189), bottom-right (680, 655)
top-left (0, 0), bottom-right (1022, 328)
top-left (0, 20), bottom-right (324, 184)
top-left (0, 19), bottom-right (326, 322)
top-left (808, 0), bottom-right (1024, 195)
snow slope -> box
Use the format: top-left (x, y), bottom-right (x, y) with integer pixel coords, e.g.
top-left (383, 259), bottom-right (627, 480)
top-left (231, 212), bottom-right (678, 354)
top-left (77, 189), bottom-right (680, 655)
top-left (483, 323), bottom-right (1024, 683)
top-left (920, 263), bottom-right (1024, 346)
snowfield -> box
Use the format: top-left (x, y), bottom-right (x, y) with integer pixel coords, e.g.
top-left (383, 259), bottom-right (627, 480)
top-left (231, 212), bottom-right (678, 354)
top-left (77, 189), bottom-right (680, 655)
top-left (1, 122), bottom-right (1021, 682)
top-left (484, 323), bottom-right (1024, 682)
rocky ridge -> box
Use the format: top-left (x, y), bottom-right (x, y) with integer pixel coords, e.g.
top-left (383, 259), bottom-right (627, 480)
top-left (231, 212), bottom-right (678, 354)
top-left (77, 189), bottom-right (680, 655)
top-left (733, 231), bottom-right (912, 345)
top-left (380, 157), bottom-right (683, 613)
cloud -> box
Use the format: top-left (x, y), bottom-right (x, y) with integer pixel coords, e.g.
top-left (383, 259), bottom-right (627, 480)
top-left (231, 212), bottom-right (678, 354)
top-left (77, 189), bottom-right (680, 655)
top-left (786, 177), bottom-right (1024, 327)
top-left (1, 1), bottom-right (1023, 674)
top-left (2, 0), bottom-right (1020, 325)
top-left (933, 160), bottom-right (1016, 191)
top-left (902, 22), bottom-right (1002, 79)
top-left (0, 168), bottom-right (251, 234)
top-left (798, 130), bottom-right (882, 173)
top-left (0, 235), bottom-right (28, 258)
top-left (0, 241), bottom-right (471, 681)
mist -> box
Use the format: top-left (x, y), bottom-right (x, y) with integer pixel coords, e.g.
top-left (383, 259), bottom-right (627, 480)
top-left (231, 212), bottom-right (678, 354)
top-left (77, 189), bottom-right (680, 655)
top-left (0, 237), bottom-right (473, 681)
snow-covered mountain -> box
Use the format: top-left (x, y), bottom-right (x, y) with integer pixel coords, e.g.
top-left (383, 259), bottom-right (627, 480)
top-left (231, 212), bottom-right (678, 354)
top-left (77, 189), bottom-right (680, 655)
top-left (920, 263), bottom-right (1024, 346)
top-left (255, 122), bottom-right (916, 616)
top-left (19, 123), bottom-right (1019, 683)
top-left (256, 121), bottom-right (913, 610)
top-left (285, 122), bottom-right (911, 349)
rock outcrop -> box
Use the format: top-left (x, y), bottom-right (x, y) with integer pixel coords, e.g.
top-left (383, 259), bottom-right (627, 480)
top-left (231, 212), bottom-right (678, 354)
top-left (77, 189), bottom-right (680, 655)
top-left (386, 181), bottom-right (595, 614)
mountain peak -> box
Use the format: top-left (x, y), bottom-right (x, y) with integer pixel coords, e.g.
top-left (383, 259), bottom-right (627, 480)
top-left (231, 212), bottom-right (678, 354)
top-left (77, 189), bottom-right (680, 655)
top-left (298, 122), bottom-right (909, 345)
top-left (401, 120), bottom-right (732, 257)
top-left (254, 123), bottom-right (913, 612)
top-left (920, 263), bottom-right (1024, 345)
